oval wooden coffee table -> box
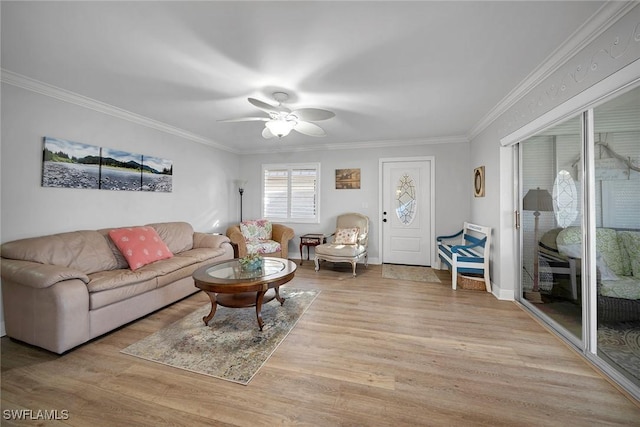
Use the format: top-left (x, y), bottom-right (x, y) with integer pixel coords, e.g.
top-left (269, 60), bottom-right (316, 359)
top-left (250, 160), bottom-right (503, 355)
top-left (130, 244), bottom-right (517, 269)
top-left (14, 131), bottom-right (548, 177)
top-left (192, 257), bottom-right (297, 331)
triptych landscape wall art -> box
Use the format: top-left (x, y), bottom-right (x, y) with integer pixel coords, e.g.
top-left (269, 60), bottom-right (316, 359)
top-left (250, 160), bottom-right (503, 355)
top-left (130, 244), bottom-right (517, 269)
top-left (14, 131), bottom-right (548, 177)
top-left (42, 137), bottom-right (173, 192)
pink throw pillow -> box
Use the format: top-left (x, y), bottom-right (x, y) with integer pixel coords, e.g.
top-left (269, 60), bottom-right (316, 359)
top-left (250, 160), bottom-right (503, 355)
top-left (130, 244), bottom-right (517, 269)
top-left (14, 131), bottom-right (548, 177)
top-left (108, 227), bottom-right (173, 271)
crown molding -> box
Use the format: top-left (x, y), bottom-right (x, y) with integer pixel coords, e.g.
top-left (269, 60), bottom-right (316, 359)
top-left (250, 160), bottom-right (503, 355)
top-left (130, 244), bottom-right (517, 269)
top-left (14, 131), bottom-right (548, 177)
top-left (467, 1), bottom-right (637, 141)
top-left (2, 68), bottom-right (465, 155)
top-left (7, 0), bottom-right (628, 156)
top-left (240, 135), bottom-right (469, 155)
top-left (0, 69), bottom-right (239, 154)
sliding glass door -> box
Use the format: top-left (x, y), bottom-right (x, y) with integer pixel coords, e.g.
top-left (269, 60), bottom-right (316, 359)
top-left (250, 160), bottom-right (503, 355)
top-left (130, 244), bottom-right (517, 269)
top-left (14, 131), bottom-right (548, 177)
top-left (518, 85), bottom-right (640, 396)
top-left (520, 115), bottom-right (584, 342)
top-left (592, 88), bottom-right (640, 390)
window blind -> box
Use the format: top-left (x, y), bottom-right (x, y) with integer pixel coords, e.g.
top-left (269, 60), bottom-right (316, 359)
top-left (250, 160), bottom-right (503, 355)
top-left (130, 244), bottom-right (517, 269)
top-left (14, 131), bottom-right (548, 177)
top-left (263, 164), bottom-right (319, 222)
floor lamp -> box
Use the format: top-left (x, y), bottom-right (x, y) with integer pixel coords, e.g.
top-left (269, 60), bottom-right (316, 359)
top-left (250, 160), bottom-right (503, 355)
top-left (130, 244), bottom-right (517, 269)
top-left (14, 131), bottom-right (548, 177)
top-left (234, 180), bottom-right (247, 222)
top-left (523, 187), bottom-right (553, 303)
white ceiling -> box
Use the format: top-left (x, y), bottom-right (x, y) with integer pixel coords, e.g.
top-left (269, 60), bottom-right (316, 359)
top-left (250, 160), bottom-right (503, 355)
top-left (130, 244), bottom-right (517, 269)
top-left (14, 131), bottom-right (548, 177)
top-left (1, 1), bottom-right (609, 153)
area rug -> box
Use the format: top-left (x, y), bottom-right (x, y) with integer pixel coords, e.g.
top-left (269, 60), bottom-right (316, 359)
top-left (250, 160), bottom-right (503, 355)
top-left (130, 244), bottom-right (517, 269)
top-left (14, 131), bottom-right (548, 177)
top-left (598, 322), bottom-right (640, 383)
top-left (121, 288), bottom-right (320, 385)
top-left (382, 263), bottom-right (441, 283)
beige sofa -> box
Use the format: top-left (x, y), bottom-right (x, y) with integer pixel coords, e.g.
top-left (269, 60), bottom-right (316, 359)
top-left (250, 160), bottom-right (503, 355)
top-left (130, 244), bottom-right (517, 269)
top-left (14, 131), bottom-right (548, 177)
top-left (1, 221), bottom-right (233, 353)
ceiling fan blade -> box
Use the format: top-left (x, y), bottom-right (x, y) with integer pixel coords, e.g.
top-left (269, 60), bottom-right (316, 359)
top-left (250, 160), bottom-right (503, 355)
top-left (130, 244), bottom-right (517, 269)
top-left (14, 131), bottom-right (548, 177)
top-left (218, 117), bottom-right (268, 122)
top-left (262, 127), bottom-right (275, 139)
top-left (290, 108), bottom-right (335, 121)
top-left (293, 121), bottom-right (326, 137)
top-left (248, 97), bottom-right (289, 114)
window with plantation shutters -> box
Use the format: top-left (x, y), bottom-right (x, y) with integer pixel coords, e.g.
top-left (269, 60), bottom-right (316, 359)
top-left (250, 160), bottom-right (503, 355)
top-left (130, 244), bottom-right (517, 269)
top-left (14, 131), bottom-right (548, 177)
top-left (262, 163), bottom-right (320, 223)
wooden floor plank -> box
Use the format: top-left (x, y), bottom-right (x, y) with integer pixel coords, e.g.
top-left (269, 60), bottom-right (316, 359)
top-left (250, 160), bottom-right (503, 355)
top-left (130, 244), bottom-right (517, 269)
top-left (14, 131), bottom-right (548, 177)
top-left (2, 262), bottom-right (638, 426)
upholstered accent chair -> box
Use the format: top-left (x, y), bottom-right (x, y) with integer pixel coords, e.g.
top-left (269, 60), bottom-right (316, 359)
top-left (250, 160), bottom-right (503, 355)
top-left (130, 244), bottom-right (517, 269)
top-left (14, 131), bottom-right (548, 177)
top-left (226, 219), bottom-right (295, 259)
top-left (314, 213), bottom-right (369, 276)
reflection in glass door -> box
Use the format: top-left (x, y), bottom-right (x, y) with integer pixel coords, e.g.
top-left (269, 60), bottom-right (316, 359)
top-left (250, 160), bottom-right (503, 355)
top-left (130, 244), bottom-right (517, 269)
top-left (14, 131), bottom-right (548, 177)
top-left (593, 87), bottom-right (640, 389)
top-left (521, 116), bottom-right (584, 341)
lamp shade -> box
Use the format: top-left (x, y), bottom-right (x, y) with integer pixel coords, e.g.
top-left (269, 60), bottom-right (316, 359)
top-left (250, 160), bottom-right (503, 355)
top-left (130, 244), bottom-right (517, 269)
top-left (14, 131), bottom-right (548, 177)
top-left (523, 187), bottom-right (553, 212)
top-left (266, 119), bottom-right (295, 138)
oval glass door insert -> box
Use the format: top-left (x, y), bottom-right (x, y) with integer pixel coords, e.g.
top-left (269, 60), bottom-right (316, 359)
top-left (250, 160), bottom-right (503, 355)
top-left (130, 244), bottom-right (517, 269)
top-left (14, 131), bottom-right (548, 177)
top-left (552, 170), bottom-right (578, 227)
top-left (396, 173), bottom-right (416, 225)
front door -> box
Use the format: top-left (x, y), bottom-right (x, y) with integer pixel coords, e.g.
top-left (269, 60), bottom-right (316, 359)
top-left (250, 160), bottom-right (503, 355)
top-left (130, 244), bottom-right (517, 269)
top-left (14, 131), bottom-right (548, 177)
top-left (382, 159), bottom-right (433, 265)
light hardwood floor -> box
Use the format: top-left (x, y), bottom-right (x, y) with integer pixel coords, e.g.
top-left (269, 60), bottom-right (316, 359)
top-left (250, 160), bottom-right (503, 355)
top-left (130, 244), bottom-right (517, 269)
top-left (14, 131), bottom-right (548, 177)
top-left (2, 262), bottom-right (639, 426)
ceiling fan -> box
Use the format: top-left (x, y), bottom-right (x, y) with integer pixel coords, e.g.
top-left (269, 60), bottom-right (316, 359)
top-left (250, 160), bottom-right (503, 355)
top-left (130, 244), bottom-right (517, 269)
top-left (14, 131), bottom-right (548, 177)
top-left (221, 92), bottom-right (335, 139)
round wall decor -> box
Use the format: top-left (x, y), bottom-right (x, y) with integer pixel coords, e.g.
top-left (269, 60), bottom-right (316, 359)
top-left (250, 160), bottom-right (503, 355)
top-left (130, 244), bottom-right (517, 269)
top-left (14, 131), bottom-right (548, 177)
top-left (474, 166), bottom-right (485, 197)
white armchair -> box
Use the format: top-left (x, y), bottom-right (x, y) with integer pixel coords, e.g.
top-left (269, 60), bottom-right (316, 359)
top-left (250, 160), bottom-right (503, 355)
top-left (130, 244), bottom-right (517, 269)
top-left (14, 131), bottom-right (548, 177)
top-left (314, 213), bottom-right (369, 276)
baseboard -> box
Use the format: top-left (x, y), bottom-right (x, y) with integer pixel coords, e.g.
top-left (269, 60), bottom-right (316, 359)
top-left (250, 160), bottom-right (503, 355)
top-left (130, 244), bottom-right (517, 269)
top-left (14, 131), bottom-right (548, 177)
top-left (492, 283), bottom-right (515, 301)
top-left (1, 320), bottom-right (6, 337)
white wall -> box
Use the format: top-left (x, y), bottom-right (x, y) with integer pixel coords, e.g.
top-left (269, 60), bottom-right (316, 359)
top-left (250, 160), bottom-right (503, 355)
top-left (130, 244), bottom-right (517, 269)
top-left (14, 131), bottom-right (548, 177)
top-left (0, 83), bottom-right (241, 334)
top-left (1, 84), bottom-right (240, 239)
top-left (470, 4), bottom-right (640, 301)
top-left (238, 142), bottom-right (471, 264)
top-left (469, 121), bottom-right (516, 300)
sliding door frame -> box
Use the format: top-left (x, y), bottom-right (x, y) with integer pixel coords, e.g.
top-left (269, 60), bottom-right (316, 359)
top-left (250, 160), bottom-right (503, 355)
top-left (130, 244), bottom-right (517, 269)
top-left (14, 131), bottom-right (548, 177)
top-left (503, 63), bottom-right (640, 400)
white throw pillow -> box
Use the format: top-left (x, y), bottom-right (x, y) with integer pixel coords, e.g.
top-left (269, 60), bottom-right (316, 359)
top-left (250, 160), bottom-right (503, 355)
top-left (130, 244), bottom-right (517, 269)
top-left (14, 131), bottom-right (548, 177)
top-left (334, 227), bottom-right (359, 245)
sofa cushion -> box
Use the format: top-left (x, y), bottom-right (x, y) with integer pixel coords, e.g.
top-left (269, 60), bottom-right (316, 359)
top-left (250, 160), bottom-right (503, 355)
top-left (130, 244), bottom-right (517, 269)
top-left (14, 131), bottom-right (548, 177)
top-left (175, 247), bottom-right (227, 263)
top-left (136, 255), bottom-right (197, 276)
top-left (156, 263), bottom-right (203, 288)
top-left (89, 279), bottom-right (158, 310)
top-left (596, 228), bottom-right (627, 276)
top-left (146, 250), bottom-right (227, 287)
top-left (148, 222), bottom-right (194, 254)
top-left (98, 228), bottom-right (130, 270)
top-left (109, 227), bottom-right (173, 271)
top-left (87, 268), bottom-right (158, 293)
top-left (240, 219), bottom-right (272, 241)
top-left (0, 230), bottom-right (118, 275)
top-left (335, 227), bottom-right (359, 244)
top-left (557, 227), bottom-right (627, 277)
top-left (618, 231), bottom-right (640, 277)
top-left (316, 243), bottom-right (366, 257)
top-left (246, 240), bottom-right (281, 254)
top-left (600, 276), bottom-right (640, 300)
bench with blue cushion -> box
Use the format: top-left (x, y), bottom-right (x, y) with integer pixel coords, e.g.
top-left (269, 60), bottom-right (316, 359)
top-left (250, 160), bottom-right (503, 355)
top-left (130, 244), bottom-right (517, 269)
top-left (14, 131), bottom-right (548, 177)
top-left (437, 222), bottom-right (491, 292)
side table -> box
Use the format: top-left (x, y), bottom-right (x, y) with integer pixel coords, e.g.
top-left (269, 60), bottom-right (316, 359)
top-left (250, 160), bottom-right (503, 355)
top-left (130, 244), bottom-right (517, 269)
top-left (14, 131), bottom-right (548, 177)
top-left (299, 234), bottom-right (327, 265)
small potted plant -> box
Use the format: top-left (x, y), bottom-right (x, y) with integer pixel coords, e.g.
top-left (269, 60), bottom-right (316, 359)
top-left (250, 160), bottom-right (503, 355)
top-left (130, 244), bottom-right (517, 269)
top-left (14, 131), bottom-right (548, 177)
top-left (239, 252), bottom-right (263, 271)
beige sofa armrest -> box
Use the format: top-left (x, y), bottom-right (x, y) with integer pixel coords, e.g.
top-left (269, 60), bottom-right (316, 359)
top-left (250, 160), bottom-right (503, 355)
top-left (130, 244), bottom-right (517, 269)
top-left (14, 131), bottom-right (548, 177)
top-left (1, 258), bottom-right (89, 289)
top-left (193, 232), bottom-right (234, 259)
top-left (193, 232), bottom-right (231, 249)
top-left (3, 278), bottom-right (90, 353)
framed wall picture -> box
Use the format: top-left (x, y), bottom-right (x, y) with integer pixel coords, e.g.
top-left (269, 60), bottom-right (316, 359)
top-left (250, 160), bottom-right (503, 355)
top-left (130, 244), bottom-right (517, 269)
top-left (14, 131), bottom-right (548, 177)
top-left (474, 166), bottom-right (485, 197)
top-left (42, 136), bottom-right (172, 192)
top-left (335, 168), bottom-right (361, 189)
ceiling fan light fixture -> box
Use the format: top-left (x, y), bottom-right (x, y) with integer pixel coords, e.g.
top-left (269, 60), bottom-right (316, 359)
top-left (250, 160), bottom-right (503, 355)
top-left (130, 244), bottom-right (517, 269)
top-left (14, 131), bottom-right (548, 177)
top-left (224, 93), bottom-right (334, 139)
top-left (266, 119), bottom-right (295, 138)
